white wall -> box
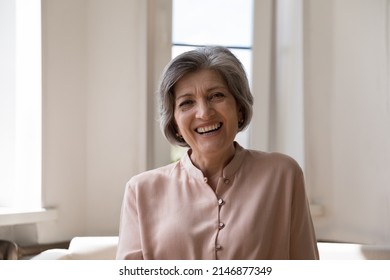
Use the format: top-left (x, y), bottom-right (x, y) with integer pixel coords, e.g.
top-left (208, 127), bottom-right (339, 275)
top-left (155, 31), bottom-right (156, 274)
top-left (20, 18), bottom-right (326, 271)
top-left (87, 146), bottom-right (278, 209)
top-left (304, 0), bottom-right (390, 244)
top-left (38, 0), bottom-right (88, 243)
top-left (35, 0), bottom-right (169, 243)
top-left (84, 0), bottom-right (150, 236)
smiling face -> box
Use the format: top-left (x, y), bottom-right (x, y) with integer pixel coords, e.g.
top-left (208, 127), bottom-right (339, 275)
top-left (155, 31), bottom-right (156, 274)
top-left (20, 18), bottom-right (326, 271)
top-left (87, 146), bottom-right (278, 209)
top-left (173, 69), bottom-right (242, 160)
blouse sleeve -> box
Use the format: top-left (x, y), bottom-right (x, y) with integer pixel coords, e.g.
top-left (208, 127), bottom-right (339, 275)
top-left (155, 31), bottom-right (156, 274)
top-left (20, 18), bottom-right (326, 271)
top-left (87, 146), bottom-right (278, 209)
top-left (289, 166), bottom-right (319, 260)
top-left (116, 179), bottom-right (144, 260)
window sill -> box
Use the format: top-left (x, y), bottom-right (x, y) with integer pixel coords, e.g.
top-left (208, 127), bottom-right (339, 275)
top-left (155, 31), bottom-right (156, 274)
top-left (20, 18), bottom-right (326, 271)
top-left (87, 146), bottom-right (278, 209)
top-left (0, 207), bottom-right (58, 226)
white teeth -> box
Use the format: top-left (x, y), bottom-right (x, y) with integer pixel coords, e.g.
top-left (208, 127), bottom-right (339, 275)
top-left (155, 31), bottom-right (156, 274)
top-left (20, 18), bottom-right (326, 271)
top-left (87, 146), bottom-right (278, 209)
top-left (196, 123), bottom-right (221, 134)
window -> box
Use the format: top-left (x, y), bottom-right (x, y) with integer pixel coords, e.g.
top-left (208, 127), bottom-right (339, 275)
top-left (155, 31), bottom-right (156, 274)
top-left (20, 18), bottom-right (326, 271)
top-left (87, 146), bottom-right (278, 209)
top-left (0, 0), bottom-right (42, 211)
top-left (171, 0), bottom-right (254, 160)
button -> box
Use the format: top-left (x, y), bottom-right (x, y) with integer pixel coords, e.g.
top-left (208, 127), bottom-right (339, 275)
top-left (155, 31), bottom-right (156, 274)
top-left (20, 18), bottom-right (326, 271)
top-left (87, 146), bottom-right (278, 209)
top-left (223, 177), bottom-right (230, 184)
top-left (215, 244), bottom-right (222, 251)
top-left (218, 198), bottom-right (225, 206)
top-left (219, 222), bottom-right (225, 229)
top-left (203, 177), bottom-right (208, 183)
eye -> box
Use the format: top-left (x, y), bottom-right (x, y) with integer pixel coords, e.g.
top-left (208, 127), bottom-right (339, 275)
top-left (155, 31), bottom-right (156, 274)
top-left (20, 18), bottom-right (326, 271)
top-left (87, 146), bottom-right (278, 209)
top-left (209, 92), bottom-right (225, 101)
top-left (177, 99), bottom-right (194, 109)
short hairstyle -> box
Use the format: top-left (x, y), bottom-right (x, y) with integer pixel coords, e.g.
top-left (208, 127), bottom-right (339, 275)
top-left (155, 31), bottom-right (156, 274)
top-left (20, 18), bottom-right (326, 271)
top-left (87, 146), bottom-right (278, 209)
top-left (158, 46), bottom-right (254, 147)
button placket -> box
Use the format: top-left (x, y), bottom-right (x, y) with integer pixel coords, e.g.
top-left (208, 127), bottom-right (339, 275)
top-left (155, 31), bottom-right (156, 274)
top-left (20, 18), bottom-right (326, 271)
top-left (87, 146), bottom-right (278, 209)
top-left (214, 174), bottom-right (232, 258)
top-left (215, 196), bottom-right (226, 257)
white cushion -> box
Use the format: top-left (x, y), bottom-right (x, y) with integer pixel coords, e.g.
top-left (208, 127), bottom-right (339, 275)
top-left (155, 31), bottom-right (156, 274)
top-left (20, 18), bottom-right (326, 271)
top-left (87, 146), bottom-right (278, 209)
top-left (30, 249), bottom-right (70, 260)
top-left (66, 236), bottom-right (118, 260)
top-left (31, 236), bottom-right (118, 260)
top-left (318, 242), bottom-right (390, 260)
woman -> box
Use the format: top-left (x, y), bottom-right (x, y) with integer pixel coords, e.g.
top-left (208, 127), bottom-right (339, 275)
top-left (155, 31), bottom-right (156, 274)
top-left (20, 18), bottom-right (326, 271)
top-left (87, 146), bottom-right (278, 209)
top-left (116, 46), bottom-right (319, 260)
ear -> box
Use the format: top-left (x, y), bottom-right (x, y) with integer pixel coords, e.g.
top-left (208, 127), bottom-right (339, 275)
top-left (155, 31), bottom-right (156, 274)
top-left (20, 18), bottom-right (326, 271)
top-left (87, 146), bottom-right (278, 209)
top-left (237, 108), bottom-right (244, 127)
top-left (172, 120), bottom-right (181, 136)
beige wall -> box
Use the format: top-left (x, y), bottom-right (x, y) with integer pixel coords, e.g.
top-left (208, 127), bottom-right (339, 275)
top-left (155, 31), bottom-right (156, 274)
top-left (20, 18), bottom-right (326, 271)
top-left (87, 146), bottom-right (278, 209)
top-left (36, 0), bottom-right (171, 243)
top-left (39, 0), bottom-right (88, 243)
top-left (304, 0), bottom-right (390, 244)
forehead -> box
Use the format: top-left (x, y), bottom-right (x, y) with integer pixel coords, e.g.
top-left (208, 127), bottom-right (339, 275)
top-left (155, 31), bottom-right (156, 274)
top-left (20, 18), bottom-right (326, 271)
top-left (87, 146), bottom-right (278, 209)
top-left (173, 69), bottom-right (227, 95)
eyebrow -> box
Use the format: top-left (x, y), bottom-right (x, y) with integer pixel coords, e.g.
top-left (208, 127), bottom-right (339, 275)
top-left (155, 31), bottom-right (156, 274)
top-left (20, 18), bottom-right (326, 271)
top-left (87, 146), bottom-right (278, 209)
top-left (175, 85), bottom-right (227, 101)
top-left (175, 93), bottom-right (193, 101)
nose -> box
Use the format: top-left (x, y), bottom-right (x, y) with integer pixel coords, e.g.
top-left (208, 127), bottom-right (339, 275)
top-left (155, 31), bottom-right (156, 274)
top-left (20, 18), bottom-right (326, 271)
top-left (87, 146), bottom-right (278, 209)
top-left (196, 99), bottom-right (214, 120)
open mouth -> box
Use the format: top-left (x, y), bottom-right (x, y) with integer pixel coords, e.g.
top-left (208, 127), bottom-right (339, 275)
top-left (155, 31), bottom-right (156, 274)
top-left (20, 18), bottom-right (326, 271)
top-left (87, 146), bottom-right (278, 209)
top-left (195, 122), bottom-right (222, 134)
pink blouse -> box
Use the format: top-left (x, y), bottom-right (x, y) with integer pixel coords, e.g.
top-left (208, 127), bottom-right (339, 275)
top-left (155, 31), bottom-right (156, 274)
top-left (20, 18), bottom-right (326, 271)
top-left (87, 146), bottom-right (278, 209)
top-left (116, 143), bottom-right (319, 260)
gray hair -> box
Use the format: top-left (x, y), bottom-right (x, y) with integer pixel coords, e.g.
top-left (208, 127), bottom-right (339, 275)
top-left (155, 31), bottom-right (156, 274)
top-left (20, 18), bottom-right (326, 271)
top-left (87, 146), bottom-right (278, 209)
top-left (158, 46), bottom-right (253, 147)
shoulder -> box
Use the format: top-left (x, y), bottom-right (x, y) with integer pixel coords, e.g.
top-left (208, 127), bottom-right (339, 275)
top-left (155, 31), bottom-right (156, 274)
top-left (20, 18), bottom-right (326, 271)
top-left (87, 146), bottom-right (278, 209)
top-left (240, 149), bottom-right (306, 196)
top-left (127, 161), bottom-right (180, 191)
top-left (246, 149), bottom-right (301, 169)
top-left (240, 149), bottom-right (303, 180)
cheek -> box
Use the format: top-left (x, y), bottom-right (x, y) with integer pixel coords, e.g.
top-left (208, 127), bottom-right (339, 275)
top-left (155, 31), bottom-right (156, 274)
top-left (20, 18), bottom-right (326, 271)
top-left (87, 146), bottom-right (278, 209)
top-left (173, 112), bottom-right (187, 134)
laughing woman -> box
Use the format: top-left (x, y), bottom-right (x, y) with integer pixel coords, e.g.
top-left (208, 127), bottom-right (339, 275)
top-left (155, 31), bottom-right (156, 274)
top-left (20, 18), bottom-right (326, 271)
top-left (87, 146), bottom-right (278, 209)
top-left (116, 46), bottom-right (319, 260)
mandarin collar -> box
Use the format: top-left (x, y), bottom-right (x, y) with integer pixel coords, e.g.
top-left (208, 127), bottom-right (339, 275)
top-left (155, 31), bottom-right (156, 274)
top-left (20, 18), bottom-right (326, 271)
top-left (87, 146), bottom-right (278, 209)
top-left (180, 142), bottom-right (246, 181)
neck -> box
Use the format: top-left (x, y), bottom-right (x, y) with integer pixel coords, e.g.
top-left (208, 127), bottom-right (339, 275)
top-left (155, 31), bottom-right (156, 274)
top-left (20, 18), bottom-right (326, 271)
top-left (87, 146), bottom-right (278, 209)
top-left (189, 143), bottom-right (236, 180)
